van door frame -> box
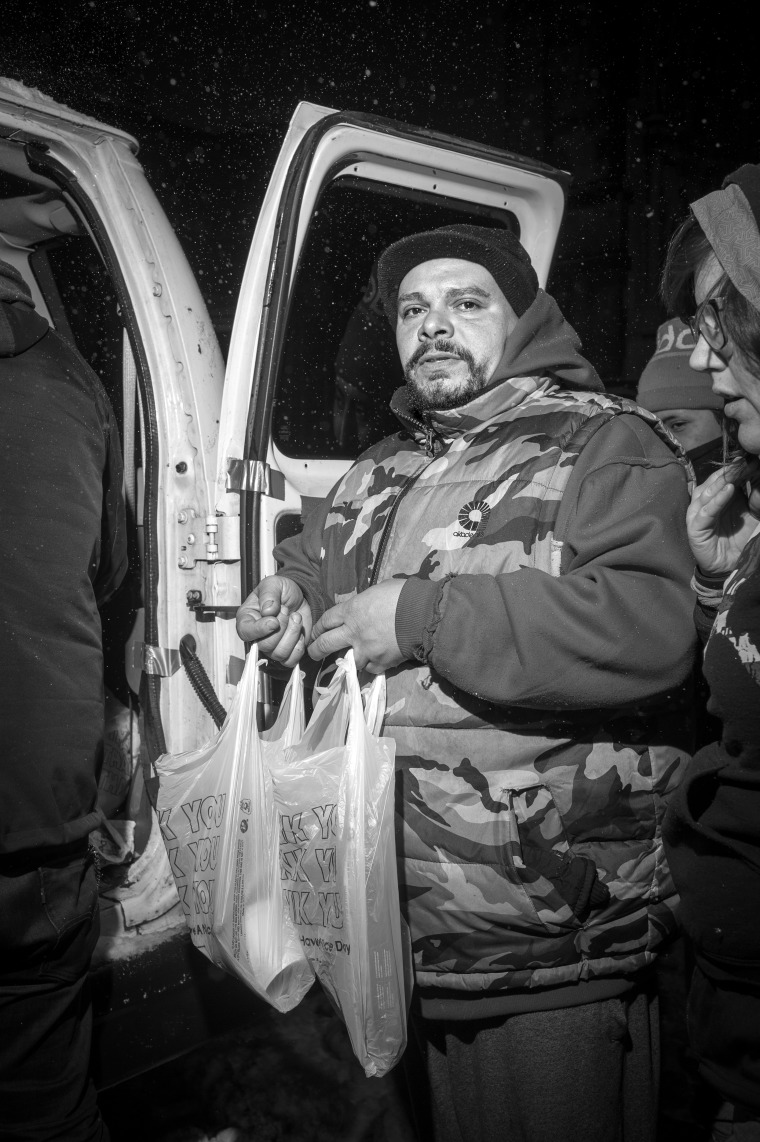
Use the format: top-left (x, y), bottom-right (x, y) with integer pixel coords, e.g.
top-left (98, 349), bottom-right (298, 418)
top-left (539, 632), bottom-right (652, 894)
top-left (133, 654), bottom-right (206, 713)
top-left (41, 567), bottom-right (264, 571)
top-left (234, 109), bottom-right (570, 600)
top-left (23, 140), bottom-right (167, 757)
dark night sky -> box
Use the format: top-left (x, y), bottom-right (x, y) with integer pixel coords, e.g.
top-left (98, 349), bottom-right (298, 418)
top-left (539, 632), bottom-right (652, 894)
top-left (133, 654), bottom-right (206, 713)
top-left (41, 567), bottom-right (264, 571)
top-left (2, 0), bottom-right (758, 380)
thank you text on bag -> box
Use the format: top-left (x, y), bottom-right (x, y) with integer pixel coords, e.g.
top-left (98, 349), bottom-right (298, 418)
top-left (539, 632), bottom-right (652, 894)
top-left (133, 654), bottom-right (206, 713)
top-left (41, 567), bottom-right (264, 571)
top-left (159, 792), bottom-right (226, 949)
top-left (279, 799), bottom-right (355, 958)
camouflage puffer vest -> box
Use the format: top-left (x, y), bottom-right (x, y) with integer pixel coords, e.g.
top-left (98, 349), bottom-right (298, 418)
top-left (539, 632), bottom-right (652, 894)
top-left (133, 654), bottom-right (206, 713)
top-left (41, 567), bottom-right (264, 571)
top-left (320, 377), bottom-right (690, 994)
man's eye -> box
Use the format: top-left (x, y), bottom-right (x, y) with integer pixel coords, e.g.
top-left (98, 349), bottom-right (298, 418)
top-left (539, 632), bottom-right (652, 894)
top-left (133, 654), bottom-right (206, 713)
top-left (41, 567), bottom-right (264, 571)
top-left (456, 300), bottom-right (481, 311)
top-left (402, 305), bottom-right (423, 318)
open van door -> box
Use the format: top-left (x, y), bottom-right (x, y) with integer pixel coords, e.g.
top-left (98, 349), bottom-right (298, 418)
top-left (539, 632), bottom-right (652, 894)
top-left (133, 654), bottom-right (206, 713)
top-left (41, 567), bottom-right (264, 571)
top-left (217, 103), bottom-right (569, 704)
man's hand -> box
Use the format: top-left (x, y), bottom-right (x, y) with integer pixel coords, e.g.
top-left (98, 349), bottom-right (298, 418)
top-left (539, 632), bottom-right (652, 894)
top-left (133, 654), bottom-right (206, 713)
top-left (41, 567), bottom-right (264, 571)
top-left (236, 575), bottom-right (312, 667)
top-left (687, 466), bottom-right (760, 576)
top-left (308, 580), bottom-right (406, 673)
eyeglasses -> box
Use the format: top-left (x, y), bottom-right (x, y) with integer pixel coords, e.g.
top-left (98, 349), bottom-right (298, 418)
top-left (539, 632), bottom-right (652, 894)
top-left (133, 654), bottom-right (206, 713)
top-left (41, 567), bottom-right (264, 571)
top-left (688, 295), bottom-right (731, 357)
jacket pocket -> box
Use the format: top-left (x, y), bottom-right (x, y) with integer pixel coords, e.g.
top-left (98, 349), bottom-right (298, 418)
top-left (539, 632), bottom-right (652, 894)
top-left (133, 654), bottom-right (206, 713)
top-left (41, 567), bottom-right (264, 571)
top-left (500, 771), bottom-right (609, 931)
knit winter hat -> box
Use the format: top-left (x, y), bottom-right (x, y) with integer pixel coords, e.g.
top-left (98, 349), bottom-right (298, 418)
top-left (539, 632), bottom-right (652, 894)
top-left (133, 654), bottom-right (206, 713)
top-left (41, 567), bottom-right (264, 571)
top-left (376, 224), bottom-right (539, 324)
top-left (636, 317), bottom-right (723, 412)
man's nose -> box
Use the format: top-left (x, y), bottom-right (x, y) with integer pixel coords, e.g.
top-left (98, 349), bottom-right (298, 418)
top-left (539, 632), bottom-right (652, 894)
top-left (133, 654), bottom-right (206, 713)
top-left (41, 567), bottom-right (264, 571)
top-left (420, 305), bottom-right (453, 339)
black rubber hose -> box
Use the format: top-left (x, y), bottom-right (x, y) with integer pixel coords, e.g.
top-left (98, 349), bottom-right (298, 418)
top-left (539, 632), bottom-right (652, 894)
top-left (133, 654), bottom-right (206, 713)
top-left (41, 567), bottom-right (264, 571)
top-left (179, 634), bottom-right (228, 729)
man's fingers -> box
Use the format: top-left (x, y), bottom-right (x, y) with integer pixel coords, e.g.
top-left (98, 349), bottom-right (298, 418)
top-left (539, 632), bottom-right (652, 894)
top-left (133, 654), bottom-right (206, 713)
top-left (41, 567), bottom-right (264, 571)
top-left (236, 575), bottom-right (306, 644)
top-left (236, 605), bottom-right (305, 664)
top-left (236, 600), bottom-right (264, 642)
top-left (260, 594), bottom-right (286, 617)
top-left (272, 625), bottom-right (307, 668)
top-left (310, 604), bottom-right (347, 642)
top-left (280, 637), bottom-right (307, 669)
top-left (256, 574), bottom-right (288, 617)
top-left (237, 613), bottom-right (279, 643)
top-left (307, 624), bottom-right (352, 661)
top-left (236, 578), bottom-right (280, 638)
top-left (309, 601), bottom-right (364, 661)
top-left (262, 612), bottom-right (306, 663)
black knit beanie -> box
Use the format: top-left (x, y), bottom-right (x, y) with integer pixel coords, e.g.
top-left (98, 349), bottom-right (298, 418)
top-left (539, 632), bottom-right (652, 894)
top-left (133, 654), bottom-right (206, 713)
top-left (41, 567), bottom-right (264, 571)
top-left (376, 224), bottom-right (539, 325)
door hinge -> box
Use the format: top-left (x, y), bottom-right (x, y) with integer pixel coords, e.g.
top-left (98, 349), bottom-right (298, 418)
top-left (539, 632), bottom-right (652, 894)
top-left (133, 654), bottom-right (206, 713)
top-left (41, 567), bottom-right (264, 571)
top-left (177, 511), bottom-right (240, 568)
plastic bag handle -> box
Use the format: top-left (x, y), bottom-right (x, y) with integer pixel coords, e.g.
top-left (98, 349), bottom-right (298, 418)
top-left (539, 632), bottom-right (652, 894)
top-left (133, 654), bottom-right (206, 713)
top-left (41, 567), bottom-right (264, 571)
top-left (362, 673), bottom-right (386, 737)
top-left (281, 667), bottom-right (305, 747)
top-left (341, 650), bottom-right (387, 739)
top-left (239, 640), bottom-right (259, 687)
top-left (304, 652), bottom-right (386, 750)
top-left (217, 639), bottom-right (259, 743)
top-left (260, 664), bottom-right (305, 747)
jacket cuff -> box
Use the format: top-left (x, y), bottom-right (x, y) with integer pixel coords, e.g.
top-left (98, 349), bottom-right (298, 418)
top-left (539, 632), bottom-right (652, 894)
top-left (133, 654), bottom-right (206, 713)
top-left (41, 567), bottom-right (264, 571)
top-left (694, 566), bottom-right (729, 589)
top-left (395, 577), bottom-right (444, 662)
top-left (691, 569), bottom-right (726, 609)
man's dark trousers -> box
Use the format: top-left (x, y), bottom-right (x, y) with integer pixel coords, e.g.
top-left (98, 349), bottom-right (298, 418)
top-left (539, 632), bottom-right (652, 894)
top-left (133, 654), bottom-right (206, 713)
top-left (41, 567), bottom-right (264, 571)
top-left (0, 842), bottom-right (108, 1142)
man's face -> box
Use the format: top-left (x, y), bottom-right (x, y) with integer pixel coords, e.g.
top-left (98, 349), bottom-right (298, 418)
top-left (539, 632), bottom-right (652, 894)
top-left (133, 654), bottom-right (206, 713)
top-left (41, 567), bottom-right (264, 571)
top-left (395, 258), bottom-right (518, 412)
top-left (658, 408), bottom-right (721, 453)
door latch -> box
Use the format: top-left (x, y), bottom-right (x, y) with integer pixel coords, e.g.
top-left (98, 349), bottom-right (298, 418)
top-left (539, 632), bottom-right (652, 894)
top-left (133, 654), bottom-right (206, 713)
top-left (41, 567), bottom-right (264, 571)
top-left (186, 590), bottom-right (238, 622)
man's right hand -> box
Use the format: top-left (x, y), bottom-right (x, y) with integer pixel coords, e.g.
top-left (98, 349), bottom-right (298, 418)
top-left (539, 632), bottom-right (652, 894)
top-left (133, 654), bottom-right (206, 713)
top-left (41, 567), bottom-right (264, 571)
top-left (236, 575), bottom-right (312, 667)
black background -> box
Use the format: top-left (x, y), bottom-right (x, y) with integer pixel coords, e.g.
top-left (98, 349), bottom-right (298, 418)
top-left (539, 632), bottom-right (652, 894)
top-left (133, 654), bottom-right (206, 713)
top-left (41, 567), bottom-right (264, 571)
top-left (3, 0), bottom-right (758, 390)
top-left (2, 5), bottom-right (756, 1133)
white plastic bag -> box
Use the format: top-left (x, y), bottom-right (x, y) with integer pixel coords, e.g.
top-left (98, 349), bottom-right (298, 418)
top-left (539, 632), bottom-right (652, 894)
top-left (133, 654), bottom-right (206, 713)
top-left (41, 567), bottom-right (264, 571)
top-left (270, 650), bottom-right (408, 1077)
top-left (154, 644), bottom-right (314, 1012)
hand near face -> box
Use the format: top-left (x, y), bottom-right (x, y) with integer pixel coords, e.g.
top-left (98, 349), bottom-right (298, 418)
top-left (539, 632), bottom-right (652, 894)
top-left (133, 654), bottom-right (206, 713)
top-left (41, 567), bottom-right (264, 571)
top-left (308, 580), bottom-right (406, 673)
top-left (687, 465), bottom-right (760, 576)
top-left (236, 575), bottom-right (312, 667)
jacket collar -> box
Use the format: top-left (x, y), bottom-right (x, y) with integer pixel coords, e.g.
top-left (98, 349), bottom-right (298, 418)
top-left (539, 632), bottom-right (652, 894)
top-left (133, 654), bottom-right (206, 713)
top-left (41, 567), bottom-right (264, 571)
top-left (391, 375), bottom-right (557, 444)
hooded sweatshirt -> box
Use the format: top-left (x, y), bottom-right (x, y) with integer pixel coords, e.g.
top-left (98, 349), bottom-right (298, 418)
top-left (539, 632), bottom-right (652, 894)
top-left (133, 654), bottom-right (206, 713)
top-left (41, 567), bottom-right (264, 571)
top-left (0, 260), bottom-right (127, 854)
top-left (277, 288), bottom-right (695, 1014)
top-left (476, 288), bottom-right (604, 393)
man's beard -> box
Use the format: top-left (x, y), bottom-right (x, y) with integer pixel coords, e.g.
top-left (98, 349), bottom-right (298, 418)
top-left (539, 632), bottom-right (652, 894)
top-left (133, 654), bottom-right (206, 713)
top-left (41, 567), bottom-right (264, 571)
top-left (404, 339), bottom-right (490, 413)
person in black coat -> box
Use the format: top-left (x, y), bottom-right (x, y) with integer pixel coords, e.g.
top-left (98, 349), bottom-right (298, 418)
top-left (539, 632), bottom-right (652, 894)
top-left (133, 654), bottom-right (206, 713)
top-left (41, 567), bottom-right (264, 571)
top-left (0, 259), bottom-right (127, 1142)
top-left (661, 165), bottom-right (760, 1141)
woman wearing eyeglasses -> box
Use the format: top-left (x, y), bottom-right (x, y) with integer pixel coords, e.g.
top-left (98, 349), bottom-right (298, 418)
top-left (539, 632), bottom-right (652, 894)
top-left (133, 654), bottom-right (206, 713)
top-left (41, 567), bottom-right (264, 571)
top-left (661, 164), bottom-right (760, 1141)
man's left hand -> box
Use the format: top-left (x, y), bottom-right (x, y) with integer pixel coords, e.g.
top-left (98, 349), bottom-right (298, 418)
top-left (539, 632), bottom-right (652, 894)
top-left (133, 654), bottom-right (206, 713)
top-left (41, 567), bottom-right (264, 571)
top-left (308, 580), bottom-right (406, 673)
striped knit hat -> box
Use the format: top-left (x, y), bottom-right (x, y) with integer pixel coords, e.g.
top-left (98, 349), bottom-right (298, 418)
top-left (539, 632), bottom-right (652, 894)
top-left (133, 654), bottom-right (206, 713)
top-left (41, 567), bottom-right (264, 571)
top-left (637, 318), bottom-right (723, 412)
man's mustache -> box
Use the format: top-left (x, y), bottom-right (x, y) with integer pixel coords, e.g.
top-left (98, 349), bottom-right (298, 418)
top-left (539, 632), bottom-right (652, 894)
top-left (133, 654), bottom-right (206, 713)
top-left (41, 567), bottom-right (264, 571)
top-left (406, 339), bottom-right (475, 370)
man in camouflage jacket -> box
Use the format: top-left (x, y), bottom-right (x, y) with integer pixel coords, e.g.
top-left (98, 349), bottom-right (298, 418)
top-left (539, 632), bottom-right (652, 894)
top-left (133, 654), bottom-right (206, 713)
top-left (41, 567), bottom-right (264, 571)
top-left (238, 225), bottom-right (696, 1142)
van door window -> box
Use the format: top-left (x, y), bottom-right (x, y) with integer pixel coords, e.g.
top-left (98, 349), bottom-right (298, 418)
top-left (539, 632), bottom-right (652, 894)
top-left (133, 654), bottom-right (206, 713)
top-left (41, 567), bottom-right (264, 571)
top-left (272, 176), bottom-right (518, 460)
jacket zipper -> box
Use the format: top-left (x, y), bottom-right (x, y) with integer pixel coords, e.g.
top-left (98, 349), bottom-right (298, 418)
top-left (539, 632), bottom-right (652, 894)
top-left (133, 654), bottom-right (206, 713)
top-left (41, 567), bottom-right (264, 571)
top-left (368, 422), bottom-right (441, 587)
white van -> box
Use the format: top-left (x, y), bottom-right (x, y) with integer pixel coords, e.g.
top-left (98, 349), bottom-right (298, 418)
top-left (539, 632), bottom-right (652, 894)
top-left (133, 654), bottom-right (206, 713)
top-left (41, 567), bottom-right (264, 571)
top-left (0, 77), bottom-right (568, 1085)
